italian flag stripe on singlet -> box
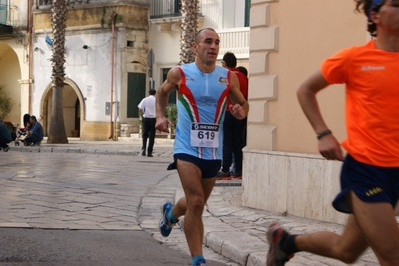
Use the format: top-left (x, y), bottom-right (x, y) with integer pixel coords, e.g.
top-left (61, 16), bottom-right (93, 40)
top-left (178, 68), bottom-right (200, 123)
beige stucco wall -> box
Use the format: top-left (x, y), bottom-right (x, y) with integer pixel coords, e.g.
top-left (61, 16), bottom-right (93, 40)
top-left (243, 0), bottom-right (369, 224)
top-left (0, 40), bottom-right (30, 126)
top-left (0, 44), bottom-right (20, 123)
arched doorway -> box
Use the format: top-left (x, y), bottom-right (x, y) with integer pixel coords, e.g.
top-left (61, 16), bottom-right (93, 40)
top-left (40, 78), bottom-right (85, 137)
top-left (0, 42), bottom-right (21, 124)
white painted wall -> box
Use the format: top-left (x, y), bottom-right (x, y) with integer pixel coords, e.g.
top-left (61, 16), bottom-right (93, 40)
top-left (33, 31), bottom-right (116, 122)
top-left (148, 23), bottom-right (181, 90)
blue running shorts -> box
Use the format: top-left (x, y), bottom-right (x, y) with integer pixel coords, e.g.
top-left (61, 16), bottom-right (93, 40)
top-left (332, 154), bottom-right (399, 213)
top-left (167, 153), bottom-right (222, 179)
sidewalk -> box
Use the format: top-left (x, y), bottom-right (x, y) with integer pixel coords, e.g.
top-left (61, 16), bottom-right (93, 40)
top-left (10, 137), bottom-right (175, 157)
top-left (4, 138), bottom-right (378, 266)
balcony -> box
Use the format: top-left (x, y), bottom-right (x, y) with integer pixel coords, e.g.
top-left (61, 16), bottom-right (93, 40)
top-left (217, 27), bottom-right (250, 59)
top-left (35, 0), bottom-right (89, 9)
top-left (149, 0), bottom-right (203, 32)
top-left (0, 2), bottom-right (27, 37)
top-left (149, 0), bottom-right (182, 19)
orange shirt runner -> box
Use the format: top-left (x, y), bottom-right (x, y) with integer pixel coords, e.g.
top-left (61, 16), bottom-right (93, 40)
top-left (321, 40), bottom-right (399, 167)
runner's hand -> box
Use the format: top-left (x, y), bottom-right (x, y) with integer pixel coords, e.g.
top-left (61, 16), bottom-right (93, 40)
top-left (318, 134), bottom-right (344, 161)
top-left (156, 117), bottom-right (173, 133)
top-left (229, 104), bottom-right (246, 120)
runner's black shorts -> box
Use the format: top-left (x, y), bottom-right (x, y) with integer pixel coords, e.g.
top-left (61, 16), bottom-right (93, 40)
top-left (167, 153), bottom-right (222, 179)
top-left (332, 154), bottom-right (399, 213)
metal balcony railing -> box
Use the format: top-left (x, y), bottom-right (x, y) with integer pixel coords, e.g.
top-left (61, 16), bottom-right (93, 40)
top-left (149, 0), bottom-right (202, 19)
top-left (150, 0), bottom-right (180, 19)
top-left (35, 0), bottom-right (91, 9)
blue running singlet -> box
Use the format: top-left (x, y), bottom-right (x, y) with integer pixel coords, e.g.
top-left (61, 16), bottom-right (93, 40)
top-left (173, 63), bottom-right (231, 160)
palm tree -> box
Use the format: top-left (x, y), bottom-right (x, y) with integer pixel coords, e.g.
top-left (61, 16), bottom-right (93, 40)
top-left (180, 0), bottom-right (199, 64)
top-left (47, 0), bottom-right (68, 144)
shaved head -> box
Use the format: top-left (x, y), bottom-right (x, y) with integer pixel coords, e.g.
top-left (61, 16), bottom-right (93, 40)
top-left (195, 28), bottom-right (217, 43)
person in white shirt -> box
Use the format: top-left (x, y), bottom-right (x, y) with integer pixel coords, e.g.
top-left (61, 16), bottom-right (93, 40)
top-left (138, 89), bottom-right (156, 157)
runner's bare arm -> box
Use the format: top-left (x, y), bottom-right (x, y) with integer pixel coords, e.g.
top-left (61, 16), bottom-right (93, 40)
top-left (297, 70), bottom-right (343, 161)
top-left (229, 71), bottom-right (249, 120)
top-left (156, 67), bottom-right (181, 133)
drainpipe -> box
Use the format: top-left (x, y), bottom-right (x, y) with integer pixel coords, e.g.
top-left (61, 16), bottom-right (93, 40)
top-left (27, 0), bottom-right (33, 114)
top-left (109, 12), bottom-right (116, 140)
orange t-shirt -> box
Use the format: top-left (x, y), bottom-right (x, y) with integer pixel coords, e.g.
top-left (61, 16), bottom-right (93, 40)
top-left (321, 40), bottom-right (399, 167)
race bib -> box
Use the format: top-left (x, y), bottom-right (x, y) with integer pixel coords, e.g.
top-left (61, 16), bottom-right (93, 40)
top-left (190, 123), bottom-right (220, 148)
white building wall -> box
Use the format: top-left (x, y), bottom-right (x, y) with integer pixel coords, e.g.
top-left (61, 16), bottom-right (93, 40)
top-left (148, 24), bottom-right (181, 89)
top-left (33, 30), bottom-right (116, 122)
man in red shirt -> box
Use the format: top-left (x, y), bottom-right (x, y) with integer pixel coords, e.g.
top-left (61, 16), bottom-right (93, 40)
top-left (217, 52), bottom-right (248, 180)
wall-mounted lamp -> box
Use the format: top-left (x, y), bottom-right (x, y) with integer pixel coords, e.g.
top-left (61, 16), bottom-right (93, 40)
top-left (82, 45), bottom-right (89, 49)
top-left (34, 47), bottom-right (40, 51)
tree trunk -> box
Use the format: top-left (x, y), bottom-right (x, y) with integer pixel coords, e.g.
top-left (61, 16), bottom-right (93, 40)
top-left (180, 0), bottom-right (198, 64)
top-left (47, 0), bottom-right (68, 144)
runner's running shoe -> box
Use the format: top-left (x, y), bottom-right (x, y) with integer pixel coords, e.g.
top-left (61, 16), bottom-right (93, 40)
top-left (195, 259), bottom-right (206, 266)
top-left (266, 223), bottom-right (294, 266)
top-left (159, 202), bottom-right (178, 237)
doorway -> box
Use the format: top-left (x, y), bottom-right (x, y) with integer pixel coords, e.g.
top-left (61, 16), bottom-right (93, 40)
top-left (41, 79), bottom-right (84, 137)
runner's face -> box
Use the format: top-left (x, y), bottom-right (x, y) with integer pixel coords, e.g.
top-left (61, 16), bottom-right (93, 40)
top-left (375, 0), bottom-right (399, 34)
top-left (194, 30), bottom-right (220, 65)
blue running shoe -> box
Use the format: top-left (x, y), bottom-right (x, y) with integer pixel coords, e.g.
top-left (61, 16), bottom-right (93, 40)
top-left (195, 259), bottom-right (206, 266)
top-left (159, 202), bottom-right (178, 237)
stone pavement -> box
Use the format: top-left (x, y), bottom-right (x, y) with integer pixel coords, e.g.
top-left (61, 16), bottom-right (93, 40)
top-left (2, 138), bottom-right (379, 266)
